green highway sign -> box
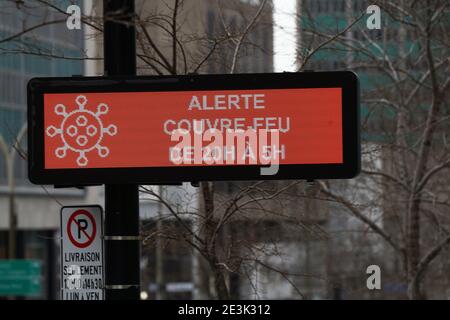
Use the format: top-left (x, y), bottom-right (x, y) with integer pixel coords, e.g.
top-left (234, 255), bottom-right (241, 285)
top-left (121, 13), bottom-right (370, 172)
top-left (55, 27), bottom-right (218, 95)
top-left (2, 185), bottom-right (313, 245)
top-left (0, 260), bottom-right (41, 296)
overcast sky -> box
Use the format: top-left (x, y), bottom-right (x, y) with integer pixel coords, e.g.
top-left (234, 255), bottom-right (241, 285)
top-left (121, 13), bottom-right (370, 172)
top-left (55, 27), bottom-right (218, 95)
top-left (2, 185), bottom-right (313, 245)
top-left (273, 0), bottom-right (297, 72)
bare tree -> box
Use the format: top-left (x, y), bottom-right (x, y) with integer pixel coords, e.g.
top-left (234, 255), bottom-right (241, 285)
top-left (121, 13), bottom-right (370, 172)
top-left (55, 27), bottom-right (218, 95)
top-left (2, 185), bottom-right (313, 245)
top-left (297, 0), bottom-right (450, 299)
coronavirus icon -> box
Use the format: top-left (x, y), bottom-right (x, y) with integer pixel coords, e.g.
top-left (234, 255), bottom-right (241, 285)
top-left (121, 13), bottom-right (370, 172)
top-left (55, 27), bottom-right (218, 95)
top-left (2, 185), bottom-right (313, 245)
top-left (46, 95), bottom-right (118, 167)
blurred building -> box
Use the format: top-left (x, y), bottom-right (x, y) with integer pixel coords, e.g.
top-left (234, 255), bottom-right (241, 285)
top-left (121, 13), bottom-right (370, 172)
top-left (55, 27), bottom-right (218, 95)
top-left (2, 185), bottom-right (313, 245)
top-left (129, 0), bottom-right (275, 299)
top-left (297, 0), bottom-right (415, 138)
top-left (133, 0), bottom-right (330, 300)
top-left (136, 0), bottom-right (328, 300)
top-left (0, 0), bottom-right (102, 299)
top-left (295, 0), bottom-right (389, 300)
top-left (296, 0), bottom-right (429, 299)
top-left (135, 0), bottom-right (273, 75)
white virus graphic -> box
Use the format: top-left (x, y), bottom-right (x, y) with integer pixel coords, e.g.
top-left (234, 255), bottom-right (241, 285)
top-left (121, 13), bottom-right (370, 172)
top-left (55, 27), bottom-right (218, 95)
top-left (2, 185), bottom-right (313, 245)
top-left (46, 95), bottom-right (118, 167)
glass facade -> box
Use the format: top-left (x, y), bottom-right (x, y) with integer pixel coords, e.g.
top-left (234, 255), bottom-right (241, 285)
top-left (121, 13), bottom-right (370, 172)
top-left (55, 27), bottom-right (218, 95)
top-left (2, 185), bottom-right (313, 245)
top-left (299, 0), bottom-right (420, 142)
top-left (0, 0), bottom-right (84, 186)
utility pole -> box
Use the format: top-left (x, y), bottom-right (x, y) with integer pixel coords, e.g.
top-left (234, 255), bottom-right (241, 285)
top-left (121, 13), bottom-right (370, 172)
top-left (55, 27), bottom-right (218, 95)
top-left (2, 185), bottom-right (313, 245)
top-left (103, 0), bottom-right (140, 300)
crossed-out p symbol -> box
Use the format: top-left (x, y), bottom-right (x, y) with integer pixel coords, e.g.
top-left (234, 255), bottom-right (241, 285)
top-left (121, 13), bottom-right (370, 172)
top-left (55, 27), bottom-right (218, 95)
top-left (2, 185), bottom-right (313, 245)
top-left (77, 219), bottom-right (88, 239)
top-left (67, 210), bottom-right (97, 248)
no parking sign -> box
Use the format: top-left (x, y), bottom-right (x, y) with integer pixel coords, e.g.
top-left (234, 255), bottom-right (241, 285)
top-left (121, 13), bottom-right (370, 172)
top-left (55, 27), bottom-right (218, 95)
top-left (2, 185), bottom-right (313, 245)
top-left (61, 205), bottom-right (104, 300)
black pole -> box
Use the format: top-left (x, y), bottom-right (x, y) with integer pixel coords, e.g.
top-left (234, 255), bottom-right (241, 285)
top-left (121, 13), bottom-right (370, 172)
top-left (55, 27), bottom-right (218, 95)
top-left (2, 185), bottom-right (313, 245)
top-left (103, 0), bottom-right (140, 300)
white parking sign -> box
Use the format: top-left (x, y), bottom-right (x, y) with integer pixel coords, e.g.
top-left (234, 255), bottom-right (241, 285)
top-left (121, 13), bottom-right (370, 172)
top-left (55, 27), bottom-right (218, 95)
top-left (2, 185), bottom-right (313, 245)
top-left (61, 206), bottom-right (104, 300)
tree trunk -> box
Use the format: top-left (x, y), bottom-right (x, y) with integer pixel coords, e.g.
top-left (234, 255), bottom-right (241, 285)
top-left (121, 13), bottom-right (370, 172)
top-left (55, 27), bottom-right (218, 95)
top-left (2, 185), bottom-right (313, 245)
top-left (406, 15), bottom-right (442, 298)
top-left (200, 182), bottom-right (231, 299)
top-left (210, 259), bottom-right (231, 300)
top-left (407, 197), bottom-right (421, 299)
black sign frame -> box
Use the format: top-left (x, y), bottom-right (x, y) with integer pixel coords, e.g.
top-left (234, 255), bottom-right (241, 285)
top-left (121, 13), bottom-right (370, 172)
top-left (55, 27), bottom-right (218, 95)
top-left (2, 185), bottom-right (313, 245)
top-left (27, 71), bottom-right (360, 185)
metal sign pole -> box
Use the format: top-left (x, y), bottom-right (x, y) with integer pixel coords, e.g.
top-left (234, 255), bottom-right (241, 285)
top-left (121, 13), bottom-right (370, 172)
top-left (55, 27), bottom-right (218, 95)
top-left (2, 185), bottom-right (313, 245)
top-left (103, 0), bottom-right (140, 300)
